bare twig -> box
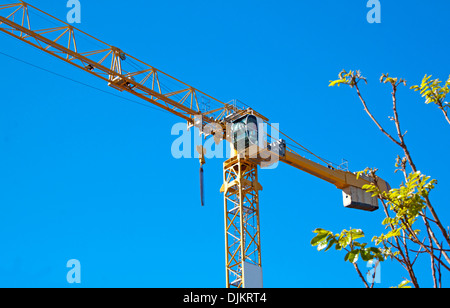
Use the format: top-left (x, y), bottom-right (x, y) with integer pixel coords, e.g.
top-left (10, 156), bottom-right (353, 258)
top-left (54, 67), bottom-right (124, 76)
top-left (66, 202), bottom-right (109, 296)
top-left (354, 83), bottom-right (401, 147)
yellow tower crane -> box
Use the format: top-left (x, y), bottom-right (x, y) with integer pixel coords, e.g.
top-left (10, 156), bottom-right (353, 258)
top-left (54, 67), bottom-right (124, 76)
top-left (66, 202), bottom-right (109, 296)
top-left (0, 1), bottom-right (390, 288)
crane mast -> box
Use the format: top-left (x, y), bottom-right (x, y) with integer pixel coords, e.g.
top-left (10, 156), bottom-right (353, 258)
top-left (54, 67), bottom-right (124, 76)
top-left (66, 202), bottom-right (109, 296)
top-left (0, 2), bottom-right (389, 288)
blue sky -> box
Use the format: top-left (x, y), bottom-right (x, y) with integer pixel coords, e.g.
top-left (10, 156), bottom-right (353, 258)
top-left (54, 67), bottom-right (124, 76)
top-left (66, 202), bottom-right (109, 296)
top-left (0, 0), bottom-right (449, 288)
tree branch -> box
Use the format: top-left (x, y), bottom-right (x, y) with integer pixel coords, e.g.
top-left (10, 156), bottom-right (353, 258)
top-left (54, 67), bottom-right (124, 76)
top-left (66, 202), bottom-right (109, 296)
top-left (442, 108), bottom-right (450, 125)
top-left (352, 262), bottom-right (370, 288)
top-left (355, 78), bottom-right (450, 247)
top-left (354, 83), bottom-right (402, 146)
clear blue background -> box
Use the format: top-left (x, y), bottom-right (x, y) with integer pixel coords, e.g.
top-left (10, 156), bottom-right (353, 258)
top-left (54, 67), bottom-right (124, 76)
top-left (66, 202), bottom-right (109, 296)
top-left (0, 0), bottom-right (449, 287)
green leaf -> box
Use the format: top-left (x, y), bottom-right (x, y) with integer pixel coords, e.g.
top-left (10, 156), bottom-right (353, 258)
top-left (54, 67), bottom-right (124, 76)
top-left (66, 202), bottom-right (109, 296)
top-left (344, 250), bottom-right (360, 263)
top-left (311, 233), bottom-right (329, 246)
top-left (324, 238), bottom-right (336, 252)
top-left (349, 229), bottom-right (365, 240)
top-left (360, 249), bottom-right (373, 262)
top-left (382, 217), bottom-right (392, 225)
top-left (317, 240), bottom-right (329, 251)
top-left (313, 228), bottom-right (329, 234)
top-left (329, 80), bottom-right (345, 87)
top-left (392, 280), bottom-right (412, 288)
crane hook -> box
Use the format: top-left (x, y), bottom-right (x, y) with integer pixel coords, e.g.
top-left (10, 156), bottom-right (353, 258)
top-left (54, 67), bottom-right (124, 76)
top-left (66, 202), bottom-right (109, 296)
top-left (196, 145), bottom-right (206, 206)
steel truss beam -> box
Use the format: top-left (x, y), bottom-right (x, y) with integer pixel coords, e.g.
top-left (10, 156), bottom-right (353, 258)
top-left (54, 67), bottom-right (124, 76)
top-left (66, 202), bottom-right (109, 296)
top-left (0, 2), bottom-right (242, 125)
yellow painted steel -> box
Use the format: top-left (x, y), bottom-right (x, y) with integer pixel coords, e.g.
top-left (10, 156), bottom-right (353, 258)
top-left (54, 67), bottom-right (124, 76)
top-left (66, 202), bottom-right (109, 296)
top-left (0, 1), bottom-right (388, 195)
top-left (280, 150), bottom-right (390, 192)
top-left (222, 156), bottom-right (262, 288)
top-left (0, 2), bottom-right (262, 126)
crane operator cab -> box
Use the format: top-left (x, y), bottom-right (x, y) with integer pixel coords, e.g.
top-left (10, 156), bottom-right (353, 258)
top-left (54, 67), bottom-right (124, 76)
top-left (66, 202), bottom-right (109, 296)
top-left (230, 114), bottom-right (260, 154)
top-left (227, 113), bottom-right (286, 167)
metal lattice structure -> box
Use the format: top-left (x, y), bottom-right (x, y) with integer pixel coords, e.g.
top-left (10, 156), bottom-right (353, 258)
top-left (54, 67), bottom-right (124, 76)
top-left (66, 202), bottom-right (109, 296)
top-left (0, 1), bottom-right (257, 125)
top-left (222, 156), bottom-right (262, 288)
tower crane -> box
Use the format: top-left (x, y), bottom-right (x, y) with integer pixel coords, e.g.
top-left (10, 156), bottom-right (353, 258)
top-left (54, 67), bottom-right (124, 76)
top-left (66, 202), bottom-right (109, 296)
top-left (0, 1), bottom-right (390, 288)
